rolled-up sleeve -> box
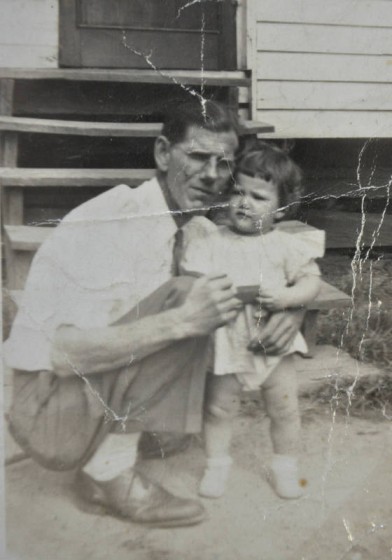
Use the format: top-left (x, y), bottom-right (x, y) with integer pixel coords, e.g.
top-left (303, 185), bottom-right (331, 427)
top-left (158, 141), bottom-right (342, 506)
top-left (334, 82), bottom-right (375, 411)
top-left (4, 180), bottom-right (178, 372)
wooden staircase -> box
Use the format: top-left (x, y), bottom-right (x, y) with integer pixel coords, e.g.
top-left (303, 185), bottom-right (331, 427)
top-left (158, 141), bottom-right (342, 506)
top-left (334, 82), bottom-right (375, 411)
top-left (0, 68), bottom-right (274, 292)
top-left (0, 115), bottom-right (272, 137)
top-left (1, 68), bottom-right (352, 362)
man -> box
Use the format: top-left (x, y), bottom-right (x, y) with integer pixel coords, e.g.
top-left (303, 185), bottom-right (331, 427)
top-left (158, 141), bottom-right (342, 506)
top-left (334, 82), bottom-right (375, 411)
top-left (5, 101), bottom-right (303, 527)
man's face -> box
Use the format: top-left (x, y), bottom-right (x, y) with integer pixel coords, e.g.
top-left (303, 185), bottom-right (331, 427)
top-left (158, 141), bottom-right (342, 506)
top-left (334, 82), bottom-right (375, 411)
top-left (164, 125), bottom-right (239, 213)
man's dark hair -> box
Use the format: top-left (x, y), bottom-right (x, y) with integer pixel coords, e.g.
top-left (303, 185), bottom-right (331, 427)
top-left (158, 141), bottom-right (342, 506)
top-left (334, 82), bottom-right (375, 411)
top-left (162, 100), bottom-right (239, 144)
top-left (236, 141), bottom-right (303, 213)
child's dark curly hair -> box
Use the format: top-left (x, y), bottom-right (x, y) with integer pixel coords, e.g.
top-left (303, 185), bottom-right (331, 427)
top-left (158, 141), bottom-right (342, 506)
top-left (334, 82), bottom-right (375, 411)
top-left (236, 141), bottom-right (303, 218)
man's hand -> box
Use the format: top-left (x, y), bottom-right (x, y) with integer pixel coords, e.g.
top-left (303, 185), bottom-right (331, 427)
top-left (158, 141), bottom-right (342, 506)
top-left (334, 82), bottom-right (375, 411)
top-left (179, 274), bottom-right (243, 337)
top-left (248, 308), bottom-right (306, 356)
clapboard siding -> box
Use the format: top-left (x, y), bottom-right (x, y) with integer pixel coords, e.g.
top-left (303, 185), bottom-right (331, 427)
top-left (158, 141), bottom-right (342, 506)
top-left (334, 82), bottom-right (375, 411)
top-left (0, 0), bottom-right (58, 67)
top-left (256, 53), bottom-right (392, 83)
top-left (254, 111), bottom-right (392, 139)
top-left (250, 0), bottom-right (392, 138)
top-left (256, 0), bottom-right (392, 28)
top-left (257, 24), bottom-right (392, 56)
top-left (0, 46), bottom-right (57, 68)
top-left (257, 83), bottom-right (392, 111)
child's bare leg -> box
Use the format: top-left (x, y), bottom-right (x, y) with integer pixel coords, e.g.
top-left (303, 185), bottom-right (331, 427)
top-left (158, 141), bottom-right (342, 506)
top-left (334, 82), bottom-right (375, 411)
top-left (262, 355), bottom-right (303, 498)
top-left (199, 374), bottom-right (242, 498)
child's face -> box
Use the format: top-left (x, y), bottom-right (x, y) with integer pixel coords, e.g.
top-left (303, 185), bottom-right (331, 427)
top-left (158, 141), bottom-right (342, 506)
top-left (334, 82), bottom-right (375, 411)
top-left (228, 172), bottom-right (282, 234)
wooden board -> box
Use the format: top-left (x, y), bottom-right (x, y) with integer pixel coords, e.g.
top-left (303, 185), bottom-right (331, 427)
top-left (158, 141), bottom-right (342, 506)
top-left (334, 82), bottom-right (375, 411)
top-left (255, 0), bottom-right (392, 27)
top-left (0, 117), bottom-right (163, 136)
top-left (0, 0), bottom-right (58, 68)
top-left (242, 120), bottom-right (274, 134)
top-left (0, 116), bottom-right (274, 136)
top-left (0, 68), bottom-right (251, 87)
top-left (9, 280), bottom-right (351, 312)
top-left (4, 225), bottom-right (52, 251)
top-left (257, 23), bottom-right (392, 56)
top-left (247, 0), bottom-right (392, 138)
top-left (0, 46), bottom-right (58, 69)
top-left (237, 280), bottom-right (351, 310)
top-left (0, 168), bottom-right (154, 187)
top-left (254, 110), bottom-right (392, 139)
top-left (308, 280), bottom-right (351, 310)
top-left (275, 220), bottom-right (321, 234)
top-left (79, 29), bottom-right (221, 70)
top-left (5, 219), bottom-right (319, 252)
top-left (257, 82), bottom-right (392, 111)
top-left (1, 17), bottom-right (57, 46)
top-left (307, 210), bottom-right (392, 249)
top-left (13, 81), bottom-right (232, 118)
top-left (256, 52), bottom-right (392, 83)
top-left (0, 79), bottom-right (23, 225)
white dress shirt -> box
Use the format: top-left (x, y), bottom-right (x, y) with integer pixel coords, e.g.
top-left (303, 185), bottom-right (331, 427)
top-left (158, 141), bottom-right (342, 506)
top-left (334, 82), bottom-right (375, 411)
top-left (4, 178), bottom-right (178, 371)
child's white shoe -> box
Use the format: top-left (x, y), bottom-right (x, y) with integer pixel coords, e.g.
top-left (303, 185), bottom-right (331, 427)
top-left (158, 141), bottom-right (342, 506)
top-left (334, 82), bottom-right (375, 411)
top-left (269, 454), bottom-right (304, 499)
top-left (199, 456), bottom-right (233, 499)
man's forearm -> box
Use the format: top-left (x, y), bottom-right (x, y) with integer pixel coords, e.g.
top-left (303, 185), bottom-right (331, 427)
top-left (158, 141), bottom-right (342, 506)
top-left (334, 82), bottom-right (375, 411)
top-left (51, 274), bottom-right (241, 377)
top-left (51, 307), bottom-right (186, 377)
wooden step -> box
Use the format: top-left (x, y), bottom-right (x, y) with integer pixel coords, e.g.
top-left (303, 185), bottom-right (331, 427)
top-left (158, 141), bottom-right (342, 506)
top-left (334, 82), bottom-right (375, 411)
top-left (4, 220), bottom-right (320, 252)
top-left (0, 168), bottom-right (154, 187)
top-left (0, 116), bottom-right (274, 137)
top-left (307, 209), bottom-right (392, 249)
top-left (4, 225), bottom-right (52, 251)
top-left (237, 279), bottom-right (351, 310)
top-left (8, 277), bottom-right (350, 312)
top-left (307, 280), bottom-right (351, 310)
top-left (0, 68), bottom-right (251, 87)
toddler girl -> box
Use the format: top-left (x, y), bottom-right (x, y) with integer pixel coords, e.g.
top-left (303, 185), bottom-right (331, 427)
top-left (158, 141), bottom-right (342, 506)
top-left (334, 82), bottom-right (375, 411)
top-left (179, 143), bottom-right (324, 500)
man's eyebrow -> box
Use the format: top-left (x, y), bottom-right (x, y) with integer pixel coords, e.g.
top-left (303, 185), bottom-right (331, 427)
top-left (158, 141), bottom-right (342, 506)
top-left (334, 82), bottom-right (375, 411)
top-left (187, 147), bottom-right (233, 157)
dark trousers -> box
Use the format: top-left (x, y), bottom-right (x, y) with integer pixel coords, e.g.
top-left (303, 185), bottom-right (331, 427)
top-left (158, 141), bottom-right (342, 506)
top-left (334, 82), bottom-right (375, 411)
top-left (8, 278), bottom-right (210, 471)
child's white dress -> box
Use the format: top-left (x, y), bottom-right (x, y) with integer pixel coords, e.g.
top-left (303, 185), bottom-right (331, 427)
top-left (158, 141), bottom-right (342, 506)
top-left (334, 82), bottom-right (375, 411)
top-left (180, 217), bottom-right (324, 390)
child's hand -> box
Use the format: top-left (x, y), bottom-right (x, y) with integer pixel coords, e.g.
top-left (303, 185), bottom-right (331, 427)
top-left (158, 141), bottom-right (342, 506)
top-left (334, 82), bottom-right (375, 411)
top-left (256, 287), bottom-right (292, 311)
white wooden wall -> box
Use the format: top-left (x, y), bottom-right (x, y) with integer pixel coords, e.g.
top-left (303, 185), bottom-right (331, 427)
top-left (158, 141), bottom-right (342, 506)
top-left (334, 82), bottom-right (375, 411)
top-left (248, 0), bottom-right (392, 138)
top-left (0, 0), bottom-right (58, 67)
top-left (1, 0), bottom-right (391, 139)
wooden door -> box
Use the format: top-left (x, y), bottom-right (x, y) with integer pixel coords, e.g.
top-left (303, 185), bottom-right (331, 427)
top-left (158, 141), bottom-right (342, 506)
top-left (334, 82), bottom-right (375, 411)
top-left (59, 0), bottom-right (237, 70)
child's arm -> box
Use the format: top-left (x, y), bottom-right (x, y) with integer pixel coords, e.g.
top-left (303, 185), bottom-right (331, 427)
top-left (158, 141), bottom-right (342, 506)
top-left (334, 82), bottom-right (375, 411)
top-left (256, 273), bottom-right (321, 312)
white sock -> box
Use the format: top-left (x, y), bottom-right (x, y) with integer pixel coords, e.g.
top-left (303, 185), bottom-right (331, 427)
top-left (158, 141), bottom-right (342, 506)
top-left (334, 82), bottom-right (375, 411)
top-left (199, 456), bottom-right (233, 499)
top-left (269, 454), bottom-right (304, 499)
top-left (83, 433), bottom-right (141, 482)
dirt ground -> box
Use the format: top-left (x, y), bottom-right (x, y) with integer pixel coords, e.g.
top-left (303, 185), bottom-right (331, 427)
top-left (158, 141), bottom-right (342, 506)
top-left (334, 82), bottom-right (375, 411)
top-left (3, 346), bottom-right (392, 560)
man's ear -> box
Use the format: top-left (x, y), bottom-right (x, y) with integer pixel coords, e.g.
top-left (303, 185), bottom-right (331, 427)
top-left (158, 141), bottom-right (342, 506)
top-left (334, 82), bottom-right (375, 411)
top-left (154, 135), bottom-right (171, 172)
top-left (275, 209), bottom-right (286, 221)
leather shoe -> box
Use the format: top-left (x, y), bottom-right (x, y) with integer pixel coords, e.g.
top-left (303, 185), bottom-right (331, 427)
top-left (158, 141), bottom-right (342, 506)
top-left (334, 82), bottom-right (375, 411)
top-left (74, 468), bottom-right (206, 528)
top-left (138, 432), bottom-right (193, 460)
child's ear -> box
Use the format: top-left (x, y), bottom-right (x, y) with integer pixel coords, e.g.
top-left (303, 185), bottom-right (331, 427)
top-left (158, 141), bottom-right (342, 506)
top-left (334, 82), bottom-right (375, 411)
top-left (154, 135), bottom-right (171, 172)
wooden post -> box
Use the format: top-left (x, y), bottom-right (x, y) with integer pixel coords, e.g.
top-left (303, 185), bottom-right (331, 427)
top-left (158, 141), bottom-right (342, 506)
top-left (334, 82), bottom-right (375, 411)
top-left (0, 79), bottom-right (13, 115)
top-left (302, 309), bottom-right (320, 359)
top-left (0, 79), bottom-right (22, 224)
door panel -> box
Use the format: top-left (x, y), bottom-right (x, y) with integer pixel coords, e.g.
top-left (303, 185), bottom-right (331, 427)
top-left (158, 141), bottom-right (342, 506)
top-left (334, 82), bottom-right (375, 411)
top-left (80, 29), bottom-right (220, 70)
top-left (60, 0), bottom-right (236, 69)
top-left (79, 0), bottom-right (219, 30)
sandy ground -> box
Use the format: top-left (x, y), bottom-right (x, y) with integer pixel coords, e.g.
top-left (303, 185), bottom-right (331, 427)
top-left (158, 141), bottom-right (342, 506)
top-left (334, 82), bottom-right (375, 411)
top-left (3, 346), bottom-right (392, 560)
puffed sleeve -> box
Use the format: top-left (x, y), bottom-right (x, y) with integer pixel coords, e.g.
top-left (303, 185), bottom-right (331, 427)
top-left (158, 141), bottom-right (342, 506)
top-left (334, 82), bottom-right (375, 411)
top-left (281, 229), bottom-right (325, 284)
